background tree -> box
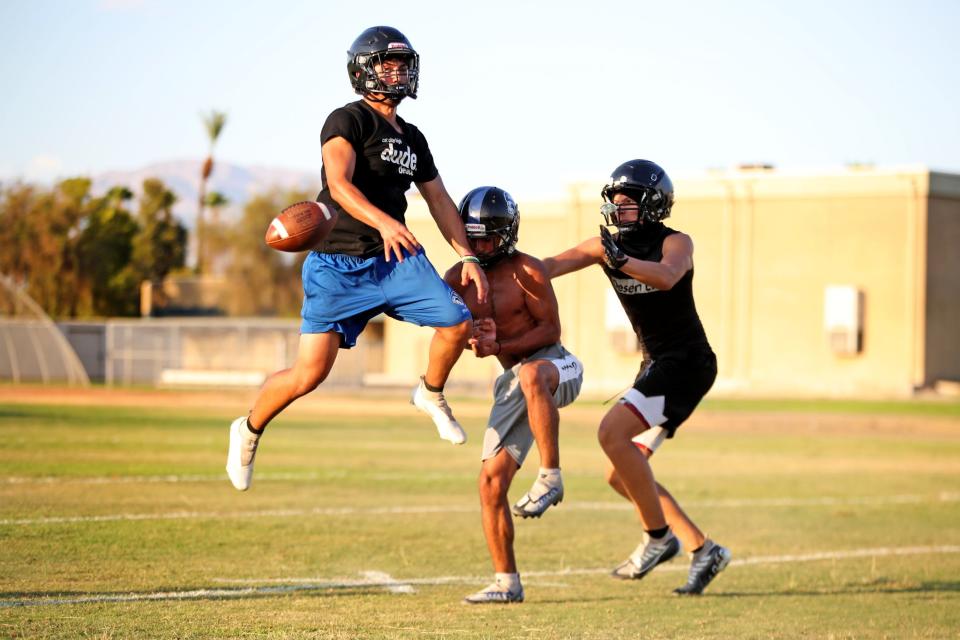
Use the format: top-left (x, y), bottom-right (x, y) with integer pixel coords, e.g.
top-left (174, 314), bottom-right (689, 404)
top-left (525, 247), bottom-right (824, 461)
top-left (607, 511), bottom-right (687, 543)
top-left (75, 186), bottom-right (139, 316)
top-left (131, 178), bottom-right (187, 285)
top-left (202, 191), bottom-right (230, 274)
top-left (196, 110), bottom-right (227, 275)
top-left (0, 177), bottom-right (187, 319)
top-left (20, 178), bottom-right (91, 317)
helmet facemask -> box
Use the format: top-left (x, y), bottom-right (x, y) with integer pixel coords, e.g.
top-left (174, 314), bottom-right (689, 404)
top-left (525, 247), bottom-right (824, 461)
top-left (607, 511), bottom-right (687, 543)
top-left (351, 50), bottom-right (419, 101)
top-left (601, 187), bottom-right (669, 231)
top-left (465, 222), bottom-right (517, 268)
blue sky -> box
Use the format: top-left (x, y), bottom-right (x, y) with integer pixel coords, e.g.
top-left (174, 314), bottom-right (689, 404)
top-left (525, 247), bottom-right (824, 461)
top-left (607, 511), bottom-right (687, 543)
top-left (1, 0), bottom-right (958, 200)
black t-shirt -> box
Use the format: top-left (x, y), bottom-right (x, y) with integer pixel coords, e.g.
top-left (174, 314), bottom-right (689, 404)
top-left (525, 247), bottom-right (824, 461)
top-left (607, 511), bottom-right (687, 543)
top-left (315, 100), bottom-right (439, 257)
top-left (601, 223), bottom-right (712, 359)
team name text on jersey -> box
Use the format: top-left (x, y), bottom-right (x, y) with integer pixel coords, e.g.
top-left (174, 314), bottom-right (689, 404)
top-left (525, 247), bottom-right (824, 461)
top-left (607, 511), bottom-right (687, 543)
top-left (610, 276), bottom-right (659, 295)
top-left (380, 141), bottom-right (417, 176)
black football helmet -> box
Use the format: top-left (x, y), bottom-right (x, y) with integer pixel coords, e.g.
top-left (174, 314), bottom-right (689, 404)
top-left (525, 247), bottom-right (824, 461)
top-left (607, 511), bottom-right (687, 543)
top-left (457, 186), bottom-right (520, 268)
top-left (600, 159), bottom-right (674, 230)
top-left (347, 26), bottom-right (419, 101)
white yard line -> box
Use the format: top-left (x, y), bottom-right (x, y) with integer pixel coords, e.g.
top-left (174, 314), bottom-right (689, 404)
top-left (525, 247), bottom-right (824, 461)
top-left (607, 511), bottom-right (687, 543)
top-left (360, 571), bottom-right (416, 594)
top-left (3, 492), bottom-right (958, 527)
top-left (3, 545), bottom-right (959, 608)
top-left (2, 471), bottom-right (466, 485)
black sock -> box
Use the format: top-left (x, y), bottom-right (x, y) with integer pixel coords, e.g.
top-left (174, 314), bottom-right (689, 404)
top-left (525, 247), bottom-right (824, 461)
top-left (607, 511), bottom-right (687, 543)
top-left (246, 417), bottom-right (264, 435)
top-left (423, 379), bottom-right (443, 393)
top-left (645, 525), bottom-right (670, 540)
top-left (692, 544), bottom-right (704, 554)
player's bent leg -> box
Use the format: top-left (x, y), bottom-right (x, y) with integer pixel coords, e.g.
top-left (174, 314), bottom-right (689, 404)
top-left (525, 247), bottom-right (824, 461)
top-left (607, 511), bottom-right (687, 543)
top-left (598, 405), bottom-right (667, 530)
top-left (516, 360), bottom-right (560, 468)
top-left (424, 319), bottom-right (471, 388)
top-left (511, 360), bottom-right (564, 519)
top-left (606, 465), bottom-right (631, 501)
top-left (226, 332), bottom-right (340, 491)
top-left (249, 332), bottom-right (341, 428)
top-left (600, 405), bottom-right (679, 578)
top-left (656, 481), bottom-right (706, 554)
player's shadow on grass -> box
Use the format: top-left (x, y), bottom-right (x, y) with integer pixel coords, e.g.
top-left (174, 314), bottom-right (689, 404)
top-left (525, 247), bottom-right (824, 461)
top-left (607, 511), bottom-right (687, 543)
top-left (0, 408), bottom-right (34, 419)
top-left (709, 580), bottom-right (960, 597)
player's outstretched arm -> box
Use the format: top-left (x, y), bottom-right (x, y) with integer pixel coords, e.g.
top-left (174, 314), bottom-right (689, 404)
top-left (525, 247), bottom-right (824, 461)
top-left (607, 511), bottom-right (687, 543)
top-left (323, 136), bottom-right (421, 262)
top-left (542, 237), bottom-right (604, 279)
top-left (617, 232), bottom-right (693, 291)
top-left (417, 176), bottom-right (488, 303)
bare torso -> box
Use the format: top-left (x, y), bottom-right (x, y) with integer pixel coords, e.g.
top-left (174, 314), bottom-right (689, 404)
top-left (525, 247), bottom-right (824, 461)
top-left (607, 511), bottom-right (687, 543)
top-left (446, 252), bottom-right (561, 368)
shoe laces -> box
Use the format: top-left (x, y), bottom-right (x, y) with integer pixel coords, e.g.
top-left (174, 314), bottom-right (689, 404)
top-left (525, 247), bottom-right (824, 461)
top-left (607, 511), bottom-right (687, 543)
top-left (637, 535), bottom-right (673, 564)
top-left (691, 549), bottom-right (716, 572)
top-left (527, 478), bottom-right (555, 502)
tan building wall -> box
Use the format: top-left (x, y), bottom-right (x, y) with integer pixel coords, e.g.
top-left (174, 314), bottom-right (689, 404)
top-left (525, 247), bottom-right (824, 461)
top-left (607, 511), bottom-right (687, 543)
top-left (383, 166), bottom-right (960, 398)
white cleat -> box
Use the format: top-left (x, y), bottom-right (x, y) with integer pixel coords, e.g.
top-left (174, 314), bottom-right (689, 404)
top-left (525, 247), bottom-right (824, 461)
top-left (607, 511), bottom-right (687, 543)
top-left (463, 580), bottom-right (524, 605)
top-left (225, 416), bottom-right (259, 491)
top-left (512, 477), bottom-right (564, 519)
top-left (411, 377), bottom-right (467, 445)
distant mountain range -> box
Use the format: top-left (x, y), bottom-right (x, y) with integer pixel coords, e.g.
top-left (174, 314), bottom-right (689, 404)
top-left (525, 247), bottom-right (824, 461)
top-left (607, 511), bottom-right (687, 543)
top-left (92, 160), bottom-right (322, 228)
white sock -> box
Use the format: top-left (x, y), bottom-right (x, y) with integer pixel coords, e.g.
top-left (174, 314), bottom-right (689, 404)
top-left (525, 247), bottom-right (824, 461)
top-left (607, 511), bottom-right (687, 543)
top-left (538, 467), bottom-right (562, 487)
top-left (495, 572), bottom-right (521, 592)
top-left (244, 418), bottom-right (262, 441)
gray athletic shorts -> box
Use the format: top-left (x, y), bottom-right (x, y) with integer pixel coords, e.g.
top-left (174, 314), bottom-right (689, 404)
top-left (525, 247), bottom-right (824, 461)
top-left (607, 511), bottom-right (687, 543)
top-left (481, 343), bottom-right (583, 467)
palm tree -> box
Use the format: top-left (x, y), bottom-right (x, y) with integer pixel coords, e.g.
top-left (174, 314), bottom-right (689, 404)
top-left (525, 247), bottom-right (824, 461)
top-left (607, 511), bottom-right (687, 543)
top-left (196, 110), bottom-right (227, 274)
top-left (202, 191), bottom-right (230, 274)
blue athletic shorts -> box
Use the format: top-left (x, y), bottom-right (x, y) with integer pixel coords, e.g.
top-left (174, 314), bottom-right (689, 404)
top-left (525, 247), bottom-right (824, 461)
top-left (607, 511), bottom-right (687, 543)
top-left (300, 248), bottom-right (471, 348)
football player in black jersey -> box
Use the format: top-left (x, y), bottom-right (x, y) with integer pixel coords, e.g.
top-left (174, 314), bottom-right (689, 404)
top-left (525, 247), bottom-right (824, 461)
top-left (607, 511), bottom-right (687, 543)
top-left (545, 159), bottom-right (731, 596)
top-left (226, 26), bottom-right (488, 493)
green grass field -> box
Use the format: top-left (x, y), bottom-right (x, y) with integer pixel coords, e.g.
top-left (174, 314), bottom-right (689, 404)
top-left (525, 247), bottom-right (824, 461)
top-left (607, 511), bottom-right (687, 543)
top-left (2, 392), bottom-right (959, 639)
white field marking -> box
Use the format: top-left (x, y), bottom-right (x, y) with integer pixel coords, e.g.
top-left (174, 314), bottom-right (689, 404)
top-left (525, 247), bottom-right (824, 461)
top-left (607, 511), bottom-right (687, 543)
top-left (579, 492), bottom-right (960, 510)
top-left (360, 571), bottom-right (415, 594)
top-left (5, 545), bottom-right (958, 609)
top-left (2, 470), bottom-right (468, 485)
top-left (4, 492), bottom-right (958, 527)
top-left (2, 472), bottom-right (334, 484)
top-left (0, 504), bottom-right (476, 527)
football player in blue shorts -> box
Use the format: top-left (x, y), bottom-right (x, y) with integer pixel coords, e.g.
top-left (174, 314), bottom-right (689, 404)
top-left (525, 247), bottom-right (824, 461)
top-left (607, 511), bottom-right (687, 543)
top-left (226, 26), bottom-right (487, 492)
top-left (545, 160), bottom-right (731, 596)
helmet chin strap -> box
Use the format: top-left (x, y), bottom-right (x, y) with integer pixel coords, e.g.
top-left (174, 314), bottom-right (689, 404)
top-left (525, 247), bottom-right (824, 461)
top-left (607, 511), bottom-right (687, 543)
top-left (478, 251), bottom-right (510, 269)
top-left (475, 236), bottom-right (515, 269)
top-left (365, 92), bottom-right (404, 104)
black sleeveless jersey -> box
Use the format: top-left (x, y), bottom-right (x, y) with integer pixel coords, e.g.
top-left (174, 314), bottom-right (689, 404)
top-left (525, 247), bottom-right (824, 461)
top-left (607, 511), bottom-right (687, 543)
top-left (601, 223), bottom-right (712, 359)
top-left (315, 100), bottom-right (439, 257)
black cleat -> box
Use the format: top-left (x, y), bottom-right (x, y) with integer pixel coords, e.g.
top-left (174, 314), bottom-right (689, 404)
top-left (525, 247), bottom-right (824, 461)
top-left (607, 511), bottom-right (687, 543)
top-left (673, 543), bottom-right (732, 595)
